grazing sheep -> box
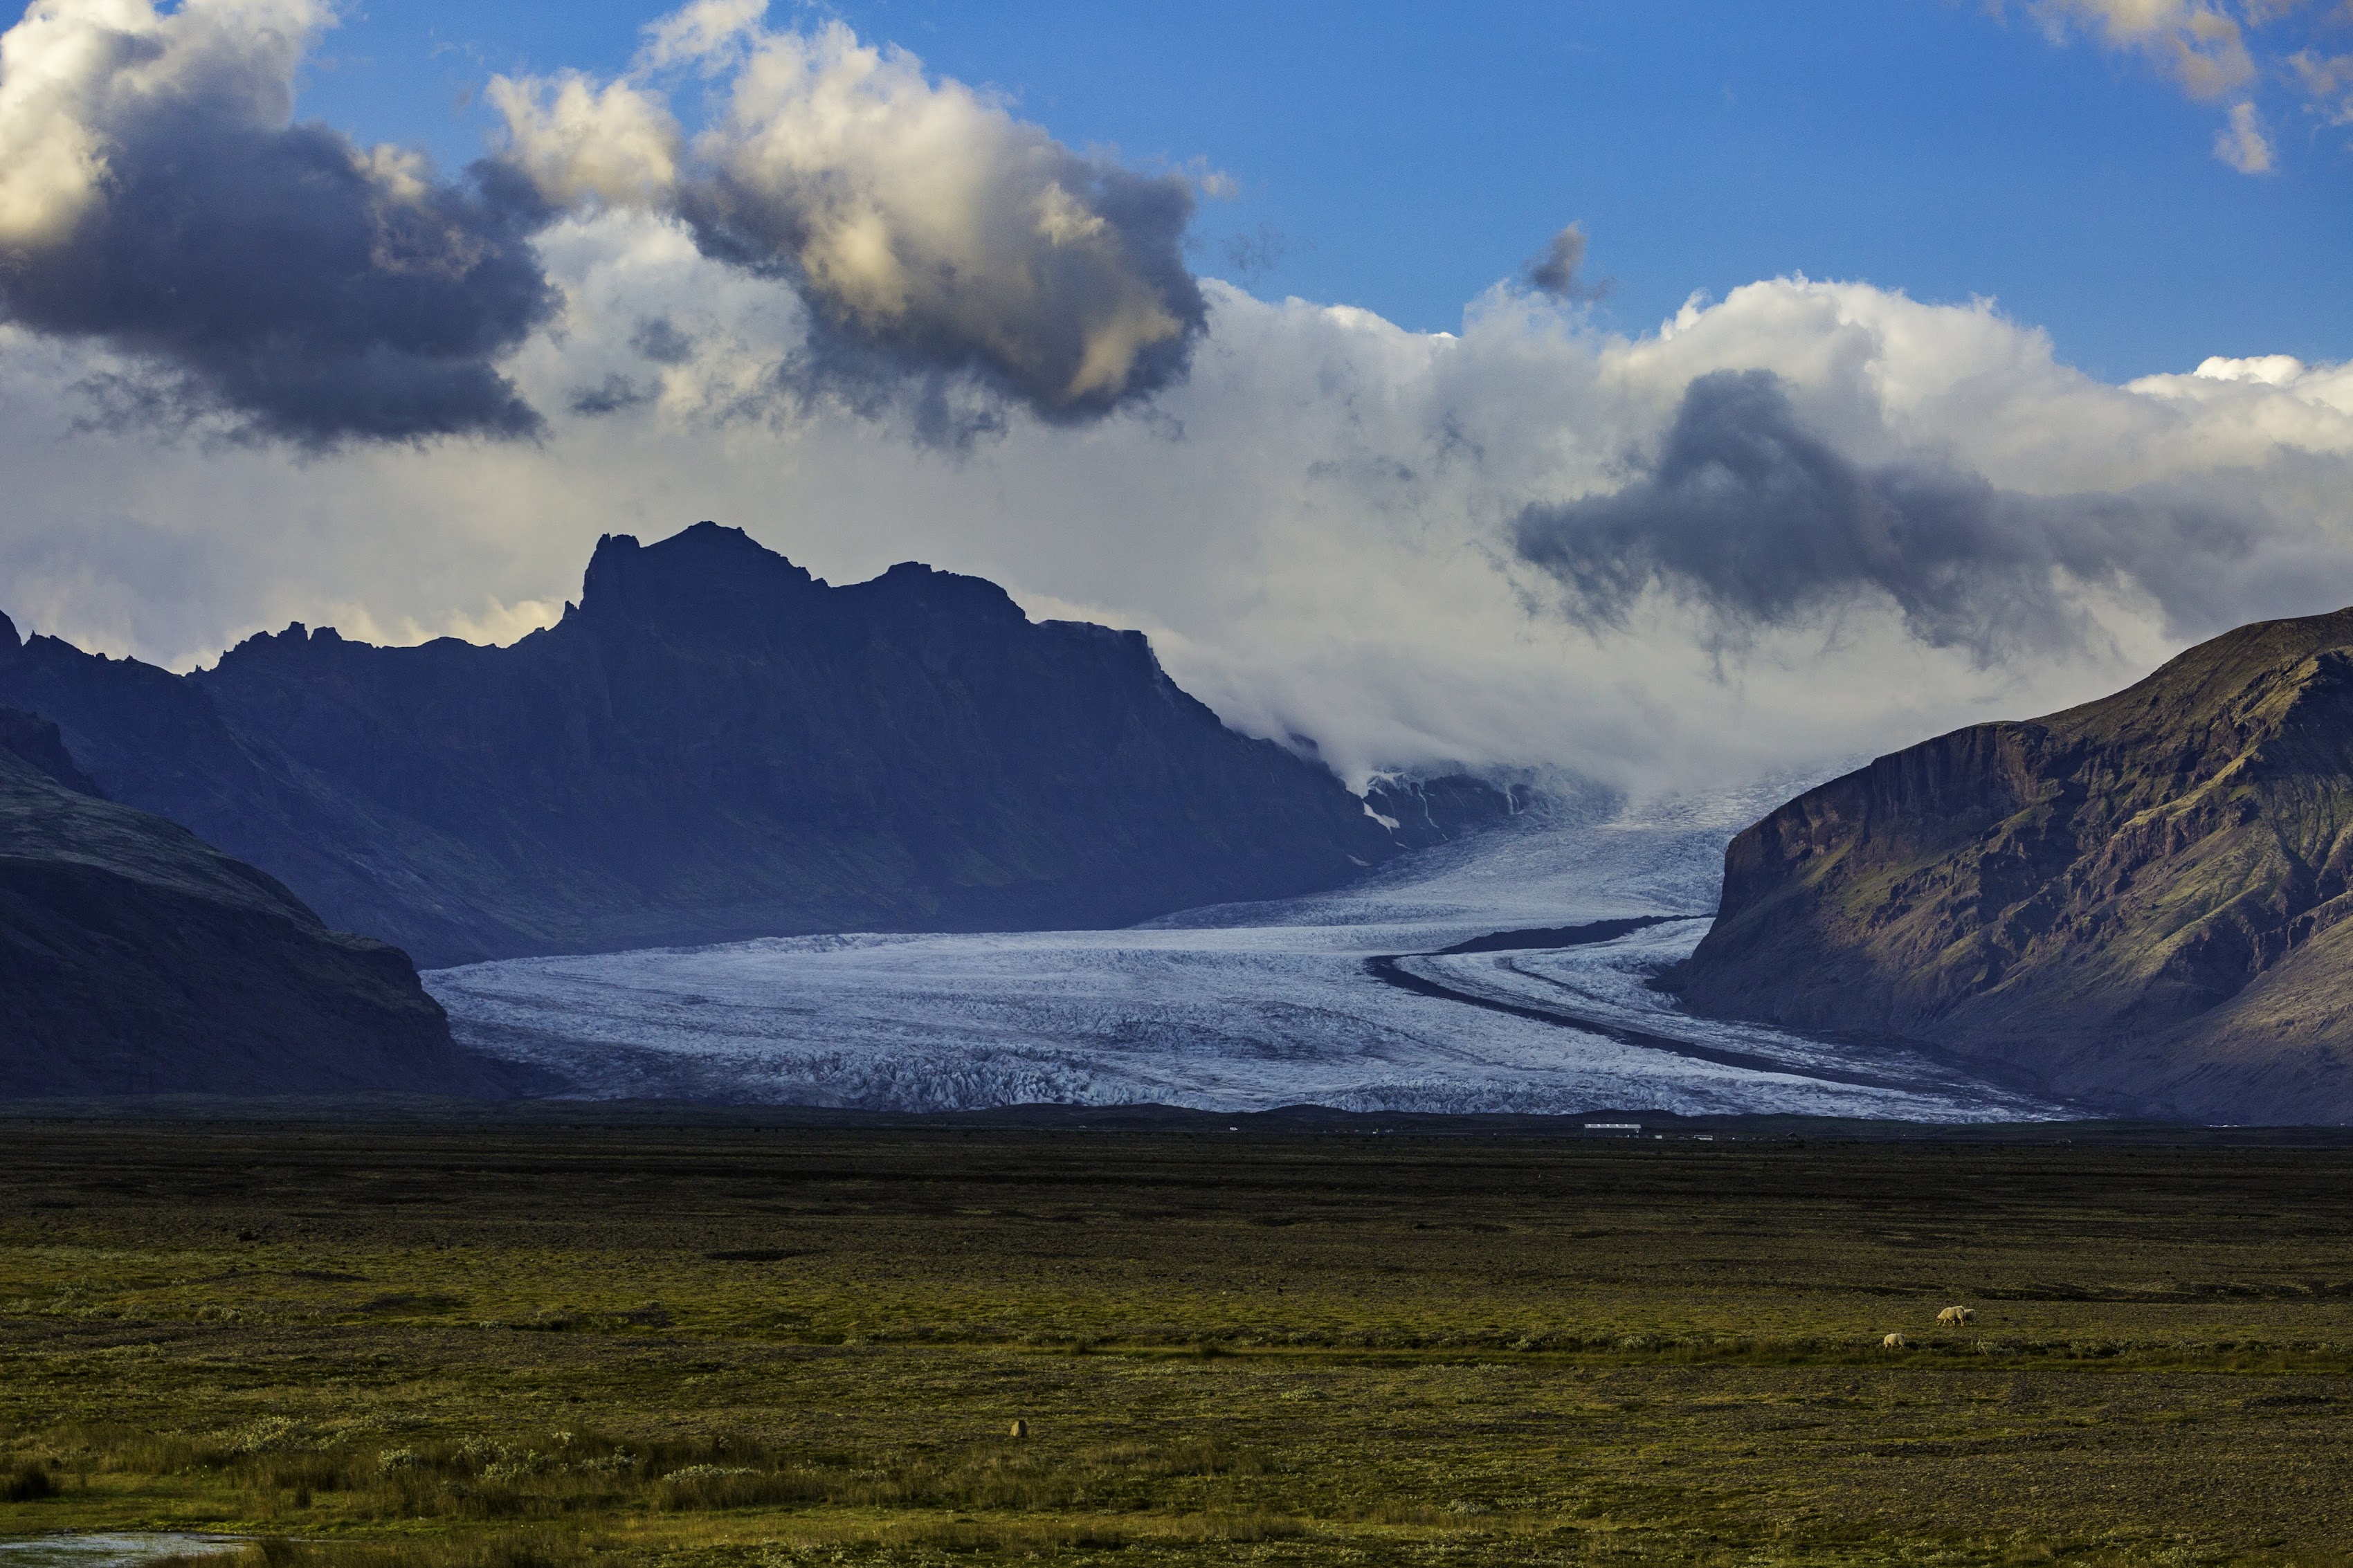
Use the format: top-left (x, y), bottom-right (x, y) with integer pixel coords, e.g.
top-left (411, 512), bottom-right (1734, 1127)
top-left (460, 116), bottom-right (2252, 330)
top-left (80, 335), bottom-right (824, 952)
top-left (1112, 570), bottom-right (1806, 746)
top-left (1009, 1419), bottom-right (1029, 1439)
top-left (1882, 1332), bottom-right (1907, 1350)
top-left (1938, 1305), bottom-right (1976, 1327)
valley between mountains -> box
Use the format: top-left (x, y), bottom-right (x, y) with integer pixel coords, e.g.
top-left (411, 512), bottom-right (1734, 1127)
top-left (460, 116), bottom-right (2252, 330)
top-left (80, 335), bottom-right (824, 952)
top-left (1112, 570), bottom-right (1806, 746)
top-left (426, 790), bottom-right (2060, 1121)
top-left (8, 520), bottom-right (2353, 1123)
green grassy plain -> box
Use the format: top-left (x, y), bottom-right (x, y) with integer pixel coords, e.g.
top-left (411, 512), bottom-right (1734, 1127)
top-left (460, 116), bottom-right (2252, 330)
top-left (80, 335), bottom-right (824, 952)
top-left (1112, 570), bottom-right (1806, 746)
top-left (1, 1119), bottom-right (2350, 1566)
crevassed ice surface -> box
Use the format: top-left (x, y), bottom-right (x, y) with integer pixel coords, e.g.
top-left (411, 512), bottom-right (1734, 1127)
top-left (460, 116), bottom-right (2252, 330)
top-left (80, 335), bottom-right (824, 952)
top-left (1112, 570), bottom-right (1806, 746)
top-left (428, 785), bottom-right (2063, 1120)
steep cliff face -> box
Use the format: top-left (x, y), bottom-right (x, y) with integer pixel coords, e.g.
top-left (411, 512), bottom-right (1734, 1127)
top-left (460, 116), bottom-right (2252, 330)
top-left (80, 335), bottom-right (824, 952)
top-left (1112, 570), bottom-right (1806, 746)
top-left (0, 526), bottom-right (1396, 965)
top-left (0, 704), bottom-right (495, 1099)
top-left (1362, 774), bottom-right (1535, 849)
top-left (1676, 608), bottom-right (2353, 1122)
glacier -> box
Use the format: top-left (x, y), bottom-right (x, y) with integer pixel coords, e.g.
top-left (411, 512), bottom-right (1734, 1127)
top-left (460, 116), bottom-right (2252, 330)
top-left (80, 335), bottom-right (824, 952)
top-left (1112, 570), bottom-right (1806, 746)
top-left (426, 788), bottom-right (2064, 1120)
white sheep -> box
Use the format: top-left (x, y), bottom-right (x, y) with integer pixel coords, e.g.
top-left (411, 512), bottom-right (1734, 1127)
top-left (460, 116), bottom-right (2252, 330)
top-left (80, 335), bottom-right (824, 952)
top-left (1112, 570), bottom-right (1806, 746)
top-left (1937, 1305), bottom-right (1976, 1327)
top-left (1882, 1332), bottom-right (1908, 1350)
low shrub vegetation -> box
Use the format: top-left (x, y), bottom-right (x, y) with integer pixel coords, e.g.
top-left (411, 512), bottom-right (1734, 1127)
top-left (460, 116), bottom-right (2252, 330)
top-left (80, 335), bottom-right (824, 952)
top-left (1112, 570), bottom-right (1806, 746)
top-left (2, 1120), bottom-right (2350, 1565)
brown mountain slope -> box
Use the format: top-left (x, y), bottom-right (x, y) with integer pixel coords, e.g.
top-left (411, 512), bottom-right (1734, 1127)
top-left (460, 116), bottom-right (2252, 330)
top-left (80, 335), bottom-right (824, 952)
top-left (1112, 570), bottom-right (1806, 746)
top-left (1675, 608), bottom-right (2353, 1123)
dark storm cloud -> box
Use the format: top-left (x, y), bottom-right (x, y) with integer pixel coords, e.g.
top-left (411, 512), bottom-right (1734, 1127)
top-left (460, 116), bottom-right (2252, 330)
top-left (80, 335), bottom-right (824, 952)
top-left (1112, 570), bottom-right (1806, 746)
top-left (630, 317), bottom-right (696, 365)
top-left (567, 373), bottom-right (655, 416)
top-left (0, 107), bottom-right (555, 447)
top-left (1513, 370), bottom-right (2256, 655)
top-left (1522, 224), bottom-right (1609, 301)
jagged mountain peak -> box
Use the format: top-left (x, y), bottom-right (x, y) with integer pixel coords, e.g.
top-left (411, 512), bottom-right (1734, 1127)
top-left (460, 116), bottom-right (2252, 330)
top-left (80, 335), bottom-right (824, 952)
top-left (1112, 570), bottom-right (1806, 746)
top-left (0, 524), bottom-right (1395, 966)
top-left (574, 522), bottom-right (1030, 642)
top-left (842, 558), bottom-right (1028, 623)
top-left (581, 521), bottom-right (818, 623)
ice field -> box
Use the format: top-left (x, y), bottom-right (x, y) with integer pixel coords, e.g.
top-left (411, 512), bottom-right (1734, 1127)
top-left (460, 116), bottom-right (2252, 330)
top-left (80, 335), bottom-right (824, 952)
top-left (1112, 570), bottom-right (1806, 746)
top-left (428, 787), bottom-right (2065, 1120)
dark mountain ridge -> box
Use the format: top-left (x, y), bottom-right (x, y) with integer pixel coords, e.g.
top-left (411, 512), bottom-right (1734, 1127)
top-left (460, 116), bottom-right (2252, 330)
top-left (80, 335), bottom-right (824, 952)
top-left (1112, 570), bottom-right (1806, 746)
top-left (1675, 606), bottom-right (2353, 1124)
top-left (0, 699), bottom-right (493, 1098)
top-left (0, 525), bottom-right (1398, 967)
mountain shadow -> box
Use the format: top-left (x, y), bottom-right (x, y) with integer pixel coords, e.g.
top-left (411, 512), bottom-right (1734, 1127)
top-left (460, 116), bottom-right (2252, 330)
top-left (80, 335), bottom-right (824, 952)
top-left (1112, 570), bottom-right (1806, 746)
top-left (0, 700), bottom-right (501, 1097)
top-left (1672, 607), bottom-right (2353, 1124)
top-left (0, 527), bottom-right (1398, 967)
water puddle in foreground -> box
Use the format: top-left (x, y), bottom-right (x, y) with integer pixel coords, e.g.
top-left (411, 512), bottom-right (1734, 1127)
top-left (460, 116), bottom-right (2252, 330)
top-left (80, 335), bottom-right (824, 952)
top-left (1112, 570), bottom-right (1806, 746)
top-left (0, 1538), bottom-right (244, 1566)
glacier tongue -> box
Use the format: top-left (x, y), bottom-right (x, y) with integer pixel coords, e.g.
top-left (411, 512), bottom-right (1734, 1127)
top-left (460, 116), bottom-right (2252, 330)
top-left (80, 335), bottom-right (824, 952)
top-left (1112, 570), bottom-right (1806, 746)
top-left (425, 792), bottom-right (2062, 1120)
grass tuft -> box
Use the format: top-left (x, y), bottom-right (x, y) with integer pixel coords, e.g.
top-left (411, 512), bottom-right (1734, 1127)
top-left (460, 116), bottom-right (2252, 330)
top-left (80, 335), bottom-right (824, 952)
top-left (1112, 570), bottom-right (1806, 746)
top-left (2, 1461), bottom-right (55, 1502)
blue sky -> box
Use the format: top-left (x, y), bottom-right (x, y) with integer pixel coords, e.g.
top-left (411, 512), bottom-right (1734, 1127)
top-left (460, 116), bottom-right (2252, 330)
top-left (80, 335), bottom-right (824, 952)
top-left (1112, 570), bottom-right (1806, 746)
top-left (301, 0), bottom-right (2352, 381)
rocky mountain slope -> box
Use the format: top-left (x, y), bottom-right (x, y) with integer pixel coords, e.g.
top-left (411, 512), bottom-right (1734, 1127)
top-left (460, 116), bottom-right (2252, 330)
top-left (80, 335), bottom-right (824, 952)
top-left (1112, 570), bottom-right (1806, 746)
top-left (1674, 607), bottom-right (2353, 1123)
top-left (1362, 772), bottom-right (1536, 849)
top-left (0, 702), bottom-right (498, 1098)
top-left (0, 527), bottom-right (1397, 966)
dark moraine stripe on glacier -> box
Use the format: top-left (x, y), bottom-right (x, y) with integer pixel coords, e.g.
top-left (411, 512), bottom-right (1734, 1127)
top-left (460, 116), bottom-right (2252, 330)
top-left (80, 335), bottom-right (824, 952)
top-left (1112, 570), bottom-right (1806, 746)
top-left (1428, 915), bottom-right (1680, 956)
top-left (1362, 919), bottom-right (1934, 1093)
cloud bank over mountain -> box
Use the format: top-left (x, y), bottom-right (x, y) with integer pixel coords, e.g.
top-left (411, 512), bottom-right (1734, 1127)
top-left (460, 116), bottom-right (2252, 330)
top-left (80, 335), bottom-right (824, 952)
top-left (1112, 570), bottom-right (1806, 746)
top-left (1511, 367), bottom-right (2255, 659)
top-left (1, 0), bottom-right (2350, 795)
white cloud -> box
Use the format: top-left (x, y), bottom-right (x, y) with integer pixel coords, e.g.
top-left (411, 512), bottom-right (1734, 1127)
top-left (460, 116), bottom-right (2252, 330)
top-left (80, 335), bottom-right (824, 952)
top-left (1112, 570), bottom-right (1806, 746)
top-left (487, 71), bottom-right (680, 208)
top-left (637, 0), bottom-right (767, 73)
top-left (490, 9), bottom-right (1206, 417)
top-left (698, 23), bottom-right (1193, 406)
top-left (2213, 98), bottom-right (2278, 167)
top-left (2288, 44), bottom-right (2353, 120)
top-left (2004, 0), bottom-right (2353, 169)
top-left (2026, 0), bottom-right (2257, 99)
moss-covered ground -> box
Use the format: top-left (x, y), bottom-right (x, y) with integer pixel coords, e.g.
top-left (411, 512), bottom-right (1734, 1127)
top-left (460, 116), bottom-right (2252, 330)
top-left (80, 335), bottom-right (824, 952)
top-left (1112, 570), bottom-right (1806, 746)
top-left (2, 1120), bottom-right (2350, 1565)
